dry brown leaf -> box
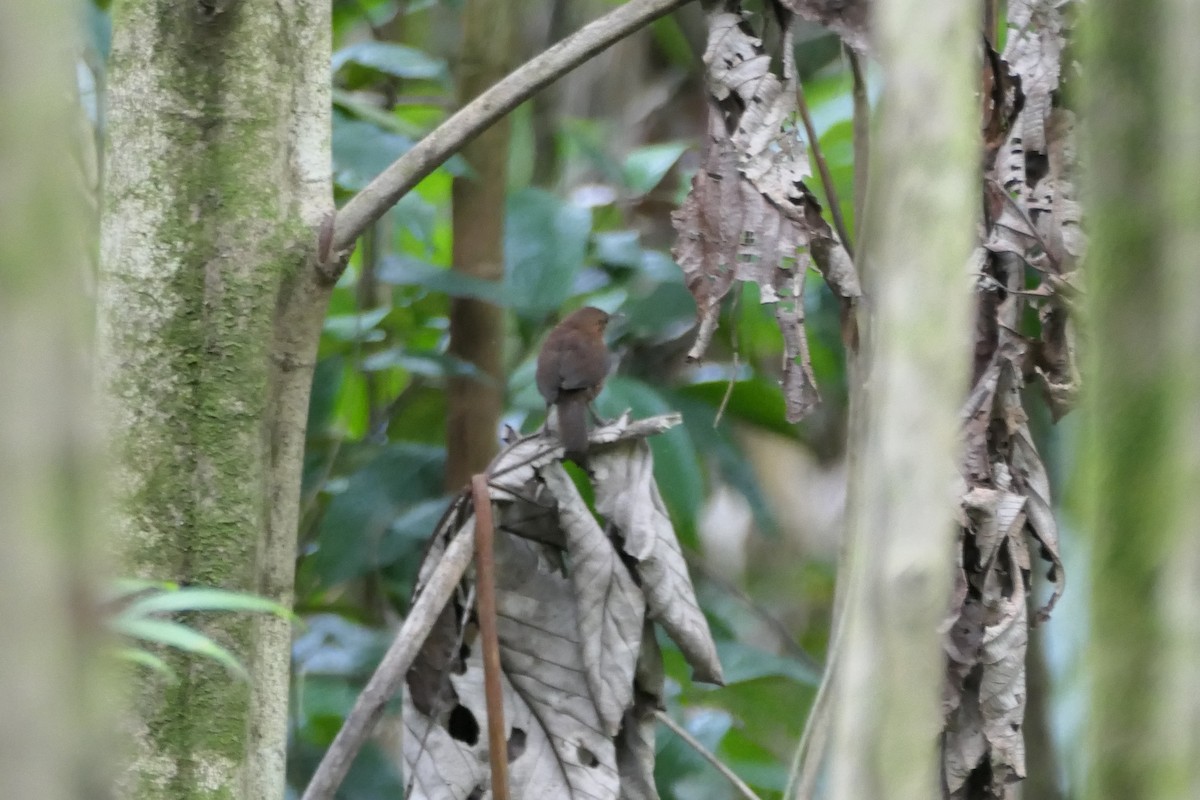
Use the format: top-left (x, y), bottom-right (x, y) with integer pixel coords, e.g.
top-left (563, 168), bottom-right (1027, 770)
top-left (672, 5), bottom-right (861, 423)
top-left (402, 415), bottom-right (721, 799)
top-left (778, 0), bottom-right (871, 54)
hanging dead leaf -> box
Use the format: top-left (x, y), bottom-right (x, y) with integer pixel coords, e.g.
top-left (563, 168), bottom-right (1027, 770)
top-left (672, 5), bottom-right (861, 423)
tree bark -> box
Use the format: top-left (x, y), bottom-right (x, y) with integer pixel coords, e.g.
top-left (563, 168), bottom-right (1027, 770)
top-left (1082, 0), bottom-right (1200, 796)
top-left (445, 0), bottom-right (515, 490)
top-left (827, 0), bottom-right (978, 798)
top-left (98, 2), bottom-right (331, 798)
top-left (0, 1), bottom-right (106, 798)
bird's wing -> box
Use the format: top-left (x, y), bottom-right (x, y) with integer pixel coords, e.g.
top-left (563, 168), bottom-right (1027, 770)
top-left (556, 337), bottom-right (609, 392)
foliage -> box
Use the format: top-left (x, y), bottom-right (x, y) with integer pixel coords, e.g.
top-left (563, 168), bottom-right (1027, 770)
top-left (302, 6), bottom-right (871, 798)
top-left (108, 580), bottom-right (295, 681)
top-left (79, 1), bottom-right (875, 798)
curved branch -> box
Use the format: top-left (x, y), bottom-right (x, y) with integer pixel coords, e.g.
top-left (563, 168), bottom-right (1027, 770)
top-left (330, 0), bottom-right (695, 259)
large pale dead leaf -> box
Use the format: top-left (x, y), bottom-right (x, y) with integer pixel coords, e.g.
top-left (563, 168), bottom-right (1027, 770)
top-left (591, 437), bottom-right (724, 685)
top-left (403, 415), bottom-right (720, 798)
top-left (542, 464), bottom-right (645, 736)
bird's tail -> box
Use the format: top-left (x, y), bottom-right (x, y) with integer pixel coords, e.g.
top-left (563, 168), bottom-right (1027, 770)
top-left (556, 394), bottom-right (589, 466)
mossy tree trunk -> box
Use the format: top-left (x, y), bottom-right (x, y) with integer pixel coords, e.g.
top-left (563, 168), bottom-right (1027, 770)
top-left (828, 0), bottom-right (978, 797)
top-left (1082, 0), bottom-right (1200, 796)
top-left (0, 1), bottom-right (105, 798)
top-left (98, 2), bottom-right (331, 798)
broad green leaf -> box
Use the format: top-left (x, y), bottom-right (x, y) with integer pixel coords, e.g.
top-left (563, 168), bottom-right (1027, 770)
top-left (307, 356), bottom-right (345, 436)
top-left (593, 230), bottom-right (642, 269)
top-left (332, 41), bottom-right (446, 81)
top-left (678, 378), bottom-right (794, 436)
top-left (667, 390), bottom-right (779, 535)
top-left (622, 141), bottom-right (688, 196)
top-left (332, 112), bottom-right (414, 191)
top-left (377, 255), bottom-right (514, 305)
top-left (359, 347), bottom-right (482, 379)
top-left (112, 618), bottom-right (248, 679)
top-left (714, 640), bottom-right (820, 686)
top-left (322, 308), bottom-right (391, 342)
top-left (505, 188), bottom-right (592, 317)
top-left (308, 444), bottom-right (446, 586)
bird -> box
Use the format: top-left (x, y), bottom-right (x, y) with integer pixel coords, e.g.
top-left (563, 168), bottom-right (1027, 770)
top-left (535, 307), bottom-right (612, 466)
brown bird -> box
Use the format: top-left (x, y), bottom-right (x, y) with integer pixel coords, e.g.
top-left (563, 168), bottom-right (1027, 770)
top-left (536, 307), bottom-right (612, 465)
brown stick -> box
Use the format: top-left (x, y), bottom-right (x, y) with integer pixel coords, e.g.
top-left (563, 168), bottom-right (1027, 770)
top-left (795, 79), bottom-right (853, 252)
top-left (847, 48), bottom-right (870, 259)
top-left (299, 529), bottom-right (476, 800)
top-left (329, 0), bottom-right (695, 259)
top-left (472, 474), bottom-right (509, 800)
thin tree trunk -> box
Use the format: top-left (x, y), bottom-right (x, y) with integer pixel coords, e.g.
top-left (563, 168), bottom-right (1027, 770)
top-left (99, 3), bottom-right (330, 798)
top-left (445, 0), bottom-right (515, 490)
top-left (828, 0), bottom-right (978, 797)
top-left (1082, 0), bottom-right (1200, 796)
top-left (0, 1), bottom-right (105, 797)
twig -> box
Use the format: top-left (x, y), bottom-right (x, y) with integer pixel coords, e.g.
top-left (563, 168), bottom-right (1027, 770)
top-left (654, 710), bottom-right (764, 800)
top-left (848, 46), bottom-right (869, 259)
top-left (330, 0), bottom-right (695, 259)
top-left (713, 286), bottom-right (742, 428)
top-left (471, 474), bottom-right (510, 800)
top-left (795, 78), bottom-right (852, 252)
top-left (299, 529), bottom-right (476, 800)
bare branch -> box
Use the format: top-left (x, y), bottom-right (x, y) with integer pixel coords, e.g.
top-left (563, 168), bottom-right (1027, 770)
top-left (299, 529), bottom-right (476, 800)
top-left (329, 0), bottom-right (695, 259)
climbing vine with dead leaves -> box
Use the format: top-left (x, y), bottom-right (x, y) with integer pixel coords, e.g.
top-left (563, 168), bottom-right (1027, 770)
top-left (673, 1), bottom-right (1081, 798)
top-left (943, 1), bottom-right (1080, 797)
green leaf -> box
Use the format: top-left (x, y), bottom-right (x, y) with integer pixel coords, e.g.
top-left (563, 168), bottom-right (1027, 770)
top-left (596, 377), bottom-right (703, 545)
top-left (714, 640), bottom-right (820, 686)
top-left (678, 378), bottom-right (794, 436)
top-left (111, 618), bottom-right (248, 679)
top-left (377, 255), bottom-right (514, 305)
top-left (622, 142), bottom-right (688, 196)
top-left (308, 444), bottom-right (447, 586)
top-left (106, 578), bottom-right (177, 600)
top-left (322, 308), bottom-right (391, 342)
top-left (593, 230), bottom-right (642, 269)
top-left (332, 41), bottom-right (446, 80)
top-left (117, 588), bottom-right (293, 623)
top-left (505, 188), bottom-right (592, 318)
top-left (112, 647), bottom-right (176, 680)
top-left (332, 112), bottom-right (415, 191)
top-left (307, 356), bottom-right (345, 436)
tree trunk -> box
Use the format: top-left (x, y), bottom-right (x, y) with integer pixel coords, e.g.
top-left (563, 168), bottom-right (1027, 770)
top-left (445, 0), bottom-right (515, 490)
top-left (828, 0), bottom-right (978, 797)
top-left (1082, 0), bottom-right (1200, 796)
top-left (0, 0), bottom-right (106, 797)
top-left (98, 3), bottom-right (331, 798)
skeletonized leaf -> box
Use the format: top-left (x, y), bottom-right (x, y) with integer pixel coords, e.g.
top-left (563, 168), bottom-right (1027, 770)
top-left (1003, 0), bottom-right (1066, 152)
